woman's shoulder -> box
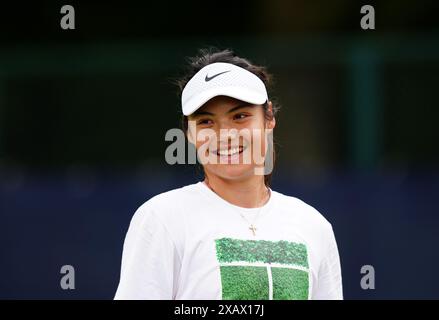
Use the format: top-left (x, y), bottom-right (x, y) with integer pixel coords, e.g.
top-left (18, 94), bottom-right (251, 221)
top-left (132, 182), bottom-right (202, 220)
top-left (271, 189), bottom-right (333, 231)
top-left (147, 182), bottom-right (201, 205)
top-left (124, 183), bottom-right (202, 254)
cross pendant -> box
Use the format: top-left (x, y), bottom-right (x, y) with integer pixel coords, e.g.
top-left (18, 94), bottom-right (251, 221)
top-left (249, 224), bottom-right (257, 236)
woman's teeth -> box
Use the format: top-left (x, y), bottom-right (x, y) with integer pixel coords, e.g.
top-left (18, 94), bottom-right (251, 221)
top-left (216, 146), bottom-right (243, 156)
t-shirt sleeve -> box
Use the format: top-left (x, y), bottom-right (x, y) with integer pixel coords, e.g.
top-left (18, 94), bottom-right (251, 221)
top-left (114, 203), bottom-right (181, 300)
top-left (312, 224), bottom-right (343, 300)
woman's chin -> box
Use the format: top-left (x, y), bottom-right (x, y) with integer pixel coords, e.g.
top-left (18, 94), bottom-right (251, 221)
top-left (210, 164), bottom-right (255, 181)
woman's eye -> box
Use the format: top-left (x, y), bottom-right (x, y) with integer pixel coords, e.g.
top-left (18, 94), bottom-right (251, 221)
top-left (197, 119), bottom-right (212, 125)
top-left (234, 113), bottom-right (249, 120)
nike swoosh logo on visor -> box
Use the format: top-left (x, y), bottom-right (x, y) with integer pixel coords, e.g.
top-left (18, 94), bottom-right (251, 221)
top-left (205, 70), bottom-right (231, 82)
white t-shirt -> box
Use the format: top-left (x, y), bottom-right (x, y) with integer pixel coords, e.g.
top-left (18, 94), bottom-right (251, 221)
top-left (114, 181), bottom-right (343, 300)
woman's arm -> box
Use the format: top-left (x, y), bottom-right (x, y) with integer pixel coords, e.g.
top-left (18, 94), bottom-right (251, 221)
top-left (114, 204), bottom-right (181, 300)
top-left (313, 224), bottom-right (343, 300)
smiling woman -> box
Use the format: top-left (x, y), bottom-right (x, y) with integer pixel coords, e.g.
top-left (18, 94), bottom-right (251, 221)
top-left (185, 95), bottom-right (275, 205)
top-left (179, 50), bottom-right (280, 189)
top-left (114, 47), bottom-right (343, 300)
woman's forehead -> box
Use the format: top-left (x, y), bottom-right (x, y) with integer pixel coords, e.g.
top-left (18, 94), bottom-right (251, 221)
top-left (196, 96), bottom-right (254, 115)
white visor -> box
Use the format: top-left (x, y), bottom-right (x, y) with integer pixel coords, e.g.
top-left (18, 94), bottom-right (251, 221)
top-left (181, 62), bottom-right (268, 116)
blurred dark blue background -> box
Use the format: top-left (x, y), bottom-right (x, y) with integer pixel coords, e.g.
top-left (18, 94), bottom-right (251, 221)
top-left (1, 169), bottom-right (439, 299)
top-left (0, 0), bottom-right (438, 299)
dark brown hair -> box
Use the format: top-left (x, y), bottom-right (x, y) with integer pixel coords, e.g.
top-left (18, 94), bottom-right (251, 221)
top-left (176, 47), bottom-right (280, 187)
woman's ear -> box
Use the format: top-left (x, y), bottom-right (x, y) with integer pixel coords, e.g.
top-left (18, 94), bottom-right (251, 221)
top-left (266, 101), bottom-right (276, 130)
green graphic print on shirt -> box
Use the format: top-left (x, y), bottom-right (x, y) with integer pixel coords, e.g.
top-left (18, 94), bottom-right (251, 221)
top-left (215, 237), bottom-right (309, 300)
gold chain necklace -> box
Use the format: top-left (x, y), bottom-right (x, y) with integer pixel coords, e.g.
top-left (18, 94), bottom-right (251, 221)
top-left (204, 179), bottom-right (270, 236)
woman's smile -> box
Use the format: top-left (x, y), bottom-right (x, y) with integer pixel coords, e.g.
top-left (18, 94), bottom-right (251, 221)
top-left (212, 144), bottom-right (248, 163)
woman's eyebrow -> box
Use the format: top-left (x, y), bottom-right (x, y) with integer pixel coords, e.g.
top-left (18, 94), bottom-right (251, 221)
top-left (191, 110), bottom-right (214, 117)
top-left (226, 102), bottom-right (252, 114)
top-left (191, 102), bottom-right (252, 118)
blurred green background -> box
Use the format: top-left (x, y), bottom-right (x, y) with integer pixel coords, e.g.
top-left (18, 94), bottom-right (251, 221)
top-left (0, 0), bottom-right (437, 172)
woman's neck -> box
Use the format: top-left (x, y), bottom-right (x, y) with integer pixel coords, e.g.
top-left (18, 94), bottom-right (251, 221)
top-left (203, 174), bottom-right (270, 208)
